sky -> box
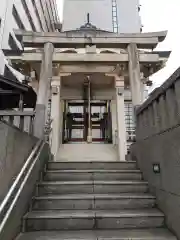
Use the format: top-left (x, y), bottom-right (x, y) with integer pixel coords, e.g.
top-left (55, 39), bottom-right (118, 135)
top-left (56, 0), bottom-right (180, 89)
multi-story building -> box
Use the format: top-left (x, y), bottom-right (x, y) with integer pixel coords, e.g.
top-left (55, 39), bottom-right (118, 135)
top-left (63, 0), bottom-right (142, 33)
top-left (0, 0), bottom-right (60, 76)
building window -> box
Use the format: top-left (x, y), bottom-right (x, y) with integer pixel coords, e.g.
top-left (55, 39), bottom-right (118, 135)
top-left (8, 34), bottom-right (19, 51)
top-left (48, 0), bottom-right (55, 24)
top-left (21, 0), bottom-right (36, 32)
top-left (50, 0), bottom-right (57, 23)
top-left (31, 0), bottom-right (43, 31)
top-left (12, 5), bottom-right (25, 30)
top-left (49, 0), bottom-right (58, 29)
top-left (45, 1), bottom-right (54, 31)
top-left (39, 0), bottom-right (49, 31)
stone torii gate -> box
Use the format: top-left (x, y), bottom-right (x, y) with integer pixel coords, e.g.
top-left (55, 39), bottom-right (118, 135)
top-left (6, 29), bottom-right (169, 160)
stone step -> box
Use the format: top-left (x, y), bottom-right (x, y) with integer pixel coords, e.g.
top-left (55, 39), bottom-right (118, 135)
top-left (57, 144), bottom-right (118, 162)
top-left (23, 209), bottom-right (164, 231)
top-left (32, 193), bottom-right (156, 210)
top-left (37, 181), bottom-right (149, 195)
top-left (15, 229), bottom-right (177, 240)
top-left (44, 169), bottom-right (142, 181)
top-left (47, 161), bottom-right (137, 171)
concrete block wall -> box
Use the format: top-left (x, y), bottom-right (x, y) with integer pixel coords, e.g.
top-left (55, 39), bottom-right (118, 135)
top-left (131, 126), bottom-right (180, 239)
top-left (130, 67), bottom-right (180, 239)
top-left (0, 121), bottom-right (37, 203)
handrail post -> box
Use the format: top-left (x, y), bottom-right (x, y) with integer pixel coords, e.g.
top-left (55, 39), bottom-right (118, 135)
top-left (29, 116), bottom-right (34, 135)
top-left (0, 111), bottom-right (35, 135)
top-left (19, 94), bottom-right (24, 131)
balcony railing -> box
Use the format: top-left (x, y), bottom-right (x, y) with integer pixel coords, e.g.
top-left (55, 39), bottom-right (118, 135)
top-left (0, 110), bottom-right (35, 135)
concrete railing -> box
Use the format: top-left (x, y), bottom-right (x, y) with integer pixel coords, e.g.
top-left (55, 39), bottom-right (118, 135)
top-left (130, 67), bottom-right (180, 239)
top-left (136, 67), bottom-right (180, 140)
top-left (0, 110), bottom-right (35, 134)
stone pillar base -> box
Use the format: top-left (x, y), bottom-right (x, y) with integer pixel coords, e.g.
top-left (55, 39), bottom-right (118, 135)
top-left (33, 104), bottom-right (46, 139)
top-left (87, 128), bottom-right (92, 143)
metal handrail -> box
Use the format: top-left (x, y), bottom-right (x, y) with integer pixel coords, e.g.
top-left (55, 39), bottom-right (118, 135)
top-left (0, 139), bottom-right (44, 233)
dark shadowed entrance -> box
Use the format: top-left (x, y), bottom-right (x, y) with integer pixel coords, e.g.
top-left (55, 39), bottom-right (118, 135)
top-left (62, 100), bottom-right (112, 143)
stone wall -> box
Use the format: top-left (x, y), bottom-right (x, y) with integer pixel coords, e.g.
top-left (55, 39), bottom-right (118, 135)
top-left (0, 121), bottom-right (37, 203)
top-left (130, 67), bottom-right (180, 239)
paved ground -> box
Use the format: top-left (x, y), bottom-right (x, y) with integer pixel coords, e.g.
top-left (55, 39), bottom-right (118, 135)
top-left (56, 143), bottom-right (118, 161)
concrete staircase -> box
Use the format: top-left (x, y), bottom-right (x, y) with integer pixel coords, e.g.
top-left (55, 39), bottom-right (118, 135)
top-left (16, 159), bottom-right (176, 240)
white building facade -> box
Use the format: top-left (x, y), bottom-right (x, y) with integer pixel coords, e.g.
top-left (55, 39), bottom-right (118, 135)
top-left (63, 0), bottom-right (142, 33)
top-left (0, 0), bottom-right (59, 75)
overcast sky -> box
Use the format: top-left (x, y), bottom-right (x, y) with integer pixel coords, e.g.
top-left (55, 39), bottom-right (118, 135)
top-left (56, 0), bottom-right (180, 88)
